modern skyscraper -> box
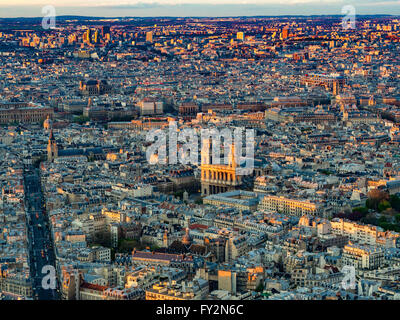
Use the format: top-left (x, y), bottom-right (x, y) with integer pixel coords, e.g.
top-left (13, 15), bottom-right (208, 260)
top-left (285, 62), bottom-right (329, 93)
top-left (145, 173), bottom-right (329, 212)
top-left (146, 31), bottom-right (153, 43)
top-left (281, 28), bottom-right (289, 40)
top-left (83, 29), bottom-right (91, 44)
top-left (101, 26), bottom-right (110, 37)
top-left (236, 32), bottom-right (244, 41)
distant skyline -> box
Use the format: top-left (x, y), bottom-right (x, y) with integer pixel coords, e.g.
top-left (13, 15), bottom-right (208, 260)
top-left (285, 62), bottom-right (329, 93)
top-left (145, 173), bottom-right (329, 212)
top-left (0, 1), bottom-right (400, 18)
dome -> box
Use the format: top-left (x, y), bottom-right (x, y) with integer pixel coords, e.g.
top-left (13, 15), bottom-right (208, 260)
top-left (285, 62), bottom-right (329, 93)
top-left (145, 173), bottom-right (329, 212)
top-left (182, 228), bottom-right (192, 246)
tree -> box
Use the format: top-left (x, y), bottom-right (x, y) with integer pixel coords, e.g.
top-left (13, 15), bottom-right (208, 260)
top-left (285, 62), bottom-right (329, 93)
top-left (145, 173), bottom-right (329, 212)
top-left (255, 282), bottom-right (264, 292)
top-left (378, 216), bottom-right (387, 224)
top-left (351, 207), bottom-right (368, 220)
top-left (352, 207), bottom-right (368, 215)
top-left (334, 212), bottom-right (346, 219)
top-left (348, 210), bottom-right (363, 221)
top-left (378, 200), bottom-right (391, 213)
top-left (389, 195), bottom-right (400, 211)
top-left (362, 213), bottom-right (378, 225)
top-left (367, 189), bottom-right (389, 210)
top-left (87, 154), bottom-right (95, 162)
top-left (73, 115), bottom-right (89, 124)
top-left (174, 191), bottom-right (184, 199)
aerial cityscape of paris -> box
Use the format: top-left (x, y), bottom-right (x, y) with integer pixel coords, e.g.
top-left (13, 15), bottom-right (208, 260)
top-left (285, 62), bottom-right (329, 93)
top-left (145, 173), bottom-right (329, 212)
top-left (1, 0), bottom-right (400, 308)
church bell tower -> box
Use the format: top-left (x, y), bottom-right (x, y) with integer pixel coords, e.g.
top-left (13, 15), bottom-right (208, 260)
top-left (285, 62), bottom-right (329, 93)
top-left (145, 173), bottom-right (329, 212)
top-left (47, 129), bottom-right (58, 162)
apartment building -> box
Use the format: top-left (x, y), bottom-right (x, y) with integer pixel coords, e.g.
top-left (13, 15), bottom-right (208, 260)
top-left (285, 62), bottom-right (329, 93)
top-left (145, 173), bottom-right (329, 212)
top-left (138, 99), bottom-right (163, 116)
top-left (0, 102), bottom-right (53, 124)
top-left (0, 276), bottom-right (32, 297)
top-left (145, 279), bottom-right (208, 300)
top-left (225, 235), bottom-right (248, 263)
top-left (331, 218), bottom-right (400, 248)
top-left (258, 195), bottom-right (321, 217)
top-left (342, 243), bottom-right (384, 270)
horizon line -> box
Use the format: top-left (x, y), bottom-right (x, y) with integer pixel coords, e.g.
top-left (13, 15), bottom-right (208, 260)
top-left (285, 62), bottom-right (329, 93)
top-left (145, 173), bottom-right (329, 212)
top-left (0, 14), bottom-right (399, 19)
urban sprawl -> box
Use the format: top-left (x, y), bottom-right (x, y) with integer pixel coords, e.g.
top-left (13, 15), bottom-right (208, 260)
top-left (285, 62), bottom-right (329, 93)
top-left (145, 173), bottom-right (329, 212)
top-left (0, 16), bottom-right (399, 300)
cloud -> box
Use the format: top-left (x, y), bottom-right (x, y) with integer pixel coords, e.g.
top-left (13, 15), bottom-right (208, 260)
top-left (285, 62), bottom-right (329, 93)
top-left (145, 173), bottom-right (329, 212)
top-left (0, 0), bottom-right (346, 6)
top-left (1, 0), bottom-right (399, 7)
top-left (0, 0), bottom-right (399, 17)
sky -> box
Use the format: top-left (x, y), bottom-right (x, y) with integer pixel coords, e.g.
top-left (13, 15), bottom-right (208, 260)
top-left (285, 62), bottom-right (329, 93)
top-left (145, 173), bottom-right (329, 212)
top-left (0, 0), bottom-right (399, 18)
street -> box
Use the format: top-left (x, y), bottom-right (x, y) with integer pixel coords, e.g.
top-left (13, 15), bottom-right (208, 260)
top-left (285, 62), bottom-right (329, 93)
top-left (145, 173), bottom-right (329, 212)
top-left (24, 167), bottom-right (59, 300)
